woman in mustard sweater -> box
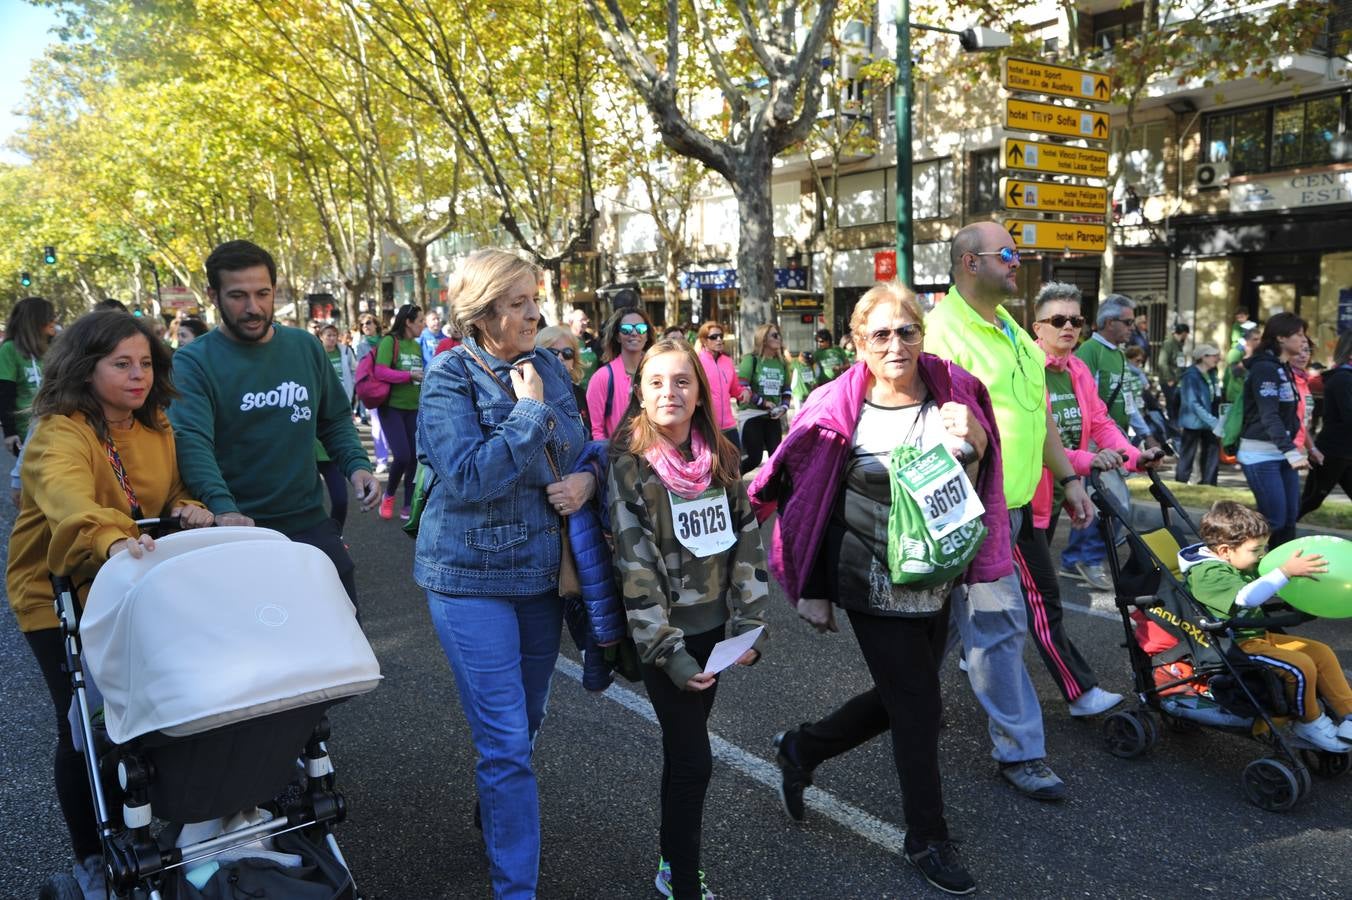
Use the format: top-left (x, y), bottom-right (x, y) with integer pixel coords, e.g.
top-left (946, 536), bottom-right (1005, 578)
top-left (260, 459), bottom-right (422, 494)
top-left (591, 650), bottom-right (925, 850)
top-left (6, 310), bottom-right (213, 895)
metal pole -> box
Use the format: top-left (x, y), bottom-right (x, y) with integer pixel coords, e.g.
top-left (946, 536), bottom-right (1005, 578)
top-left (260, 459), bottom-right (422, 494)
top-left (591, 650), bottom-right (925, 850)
top-left (894, 0), bottom-right (913, 288)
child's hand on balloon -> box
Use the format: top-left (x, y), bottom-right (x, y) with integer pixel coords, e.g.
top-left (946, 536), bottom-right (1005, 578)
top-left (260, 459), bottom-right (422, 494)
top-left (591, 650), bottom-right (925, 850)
top-left (1281, 550), bottom-right (1328, 580)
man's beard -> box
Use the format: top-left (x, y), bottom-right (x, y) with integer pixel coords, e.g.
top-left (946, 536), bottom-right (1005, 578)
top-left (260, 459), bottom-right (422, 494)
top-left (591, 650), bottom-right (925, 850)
top-left (220, 306), bottom-right (273, 342)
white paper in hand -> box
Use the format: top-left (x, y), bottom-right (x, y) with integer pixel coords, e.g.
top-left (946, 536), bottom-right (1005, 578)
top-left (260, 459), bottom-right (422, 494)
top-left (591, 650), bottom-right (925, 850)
top-left (702, 626), bottom-right (765, 675)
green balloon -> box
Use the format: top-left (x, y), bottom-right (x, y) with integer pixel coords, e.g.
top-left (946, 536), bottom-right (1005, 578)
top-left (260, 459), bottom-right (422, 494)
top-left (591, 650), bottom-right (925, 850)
top-left (1257, 535), bottom-right (1352, 618)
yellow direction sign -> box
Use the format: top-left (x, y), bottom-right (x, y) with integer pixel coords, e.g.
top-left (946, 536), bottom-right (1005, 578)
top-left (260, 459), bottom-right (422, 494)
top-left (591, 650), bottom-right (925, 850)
top-left (1005, 219), bottom-right (1107, 254)
top-left (1000, 178), bottom-right (1108, 215)
top-left (1002, 138), bottom-right (1108, 178)
top-left (1004, 59), bottom-right (1111, 104)
top-left (1005, 98), bottom-right (1110, 143)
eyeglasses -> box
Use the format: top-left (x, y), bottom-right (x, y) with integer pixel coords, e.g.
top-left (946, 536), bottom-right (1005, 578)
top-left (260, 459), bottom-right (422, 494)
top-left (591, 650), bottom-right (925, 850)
top-left (1116, 317), bottom-right (1136, 325)
top-left (865, 324), bottom-right (924, 349)
top-left (1037, 315), bottom-right (1086, 330)
top-left (707, 333), bottom-right (724, 340)
top-left (618, 323), bottom-right (649, 336)
top-left (972, 247), bottom-right (1020, 265)
top-left (548, 346), bottom-right (576, 361)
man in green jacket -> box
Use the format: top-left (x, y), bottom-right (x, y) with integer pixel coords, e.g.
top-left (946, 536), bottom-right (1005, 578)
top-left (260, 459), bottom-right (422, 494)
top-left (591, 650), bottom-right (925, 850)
top-left (169, 240), bottom-right (380, 607)
top-left (1075, 294), bottom-right (1136, 432)
top-left (1156, 322), bottom-right (1189, 419)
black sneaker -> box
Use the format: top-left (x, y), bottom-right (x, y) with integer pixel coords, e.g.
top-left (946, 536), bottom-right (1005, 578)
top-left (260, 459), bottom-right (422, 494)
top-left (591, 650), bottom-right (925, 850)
top-left (772, 728), bottom-right (813, 822)
top-left (906, 840), bottom-right (976, 895)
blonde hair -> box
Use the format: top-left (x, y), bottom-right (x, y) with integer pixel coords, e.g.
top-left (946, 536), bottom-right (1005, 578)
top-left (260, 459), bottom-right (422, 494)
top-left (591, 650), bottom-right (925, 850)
top-left (612, 338), bottom-right (741, 489)
top-left (536, 325), bottom-right (582, 384)
top-left (850, 281), bottom-right (924, 342)
top-left (751, 322), bottom-right (786, 362)
top-left (449, 249), bottom-right (541, 340)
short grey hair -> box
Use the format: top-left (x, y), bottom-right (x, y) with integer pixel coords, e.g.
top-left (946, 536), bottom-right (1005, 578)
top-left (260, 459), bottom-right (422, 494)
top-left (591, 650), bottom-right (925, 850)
top-left (1095, 293), bottom-right (1134, 329)
top-left (1034, 281), bottom-right (1082, 316)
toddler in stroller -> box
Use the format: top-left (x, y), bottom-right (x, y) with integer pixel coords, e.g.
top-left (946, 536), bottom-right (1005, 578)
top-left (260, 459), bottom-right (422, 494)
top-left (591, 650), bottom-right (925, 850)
top-left (43, 525), bottom-right (382, 899)
top-left (1089, 471), bottom-right (1350, 811)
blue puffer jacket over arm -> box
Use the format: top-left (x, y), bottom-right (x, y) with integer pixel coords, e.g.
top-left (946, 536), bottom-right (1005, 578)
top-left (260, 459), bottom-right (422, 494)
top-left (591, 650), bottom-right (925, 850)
top-left (569, 441), bottom-right (626, 646)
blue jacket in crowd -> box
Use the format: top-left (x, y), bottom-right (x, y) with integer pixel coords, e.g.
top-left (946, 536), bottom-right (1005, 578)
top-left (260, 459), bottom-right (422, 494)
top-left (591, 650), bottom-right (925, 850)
top-left (1178, 364), bottom-right (1220, 432)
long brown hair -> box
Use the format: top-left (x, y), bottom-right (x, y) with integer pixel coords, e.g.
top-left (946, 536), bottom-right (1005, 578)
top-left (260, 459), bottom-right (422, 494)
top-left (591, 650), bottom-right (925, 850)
top-left (31, 311), bottom-right (177, 443)
top-left (612, 338), bottom-right (740, 489)
top-left (600, 307), bottom-right (654, 363)
top-left (6, 296), bottom-right (56, 361)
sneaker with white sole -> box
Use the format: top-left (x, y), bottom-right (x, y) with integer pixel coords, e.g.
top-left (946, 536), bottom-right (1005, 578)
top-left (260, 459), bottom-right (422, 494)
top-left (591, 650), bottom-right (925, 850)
top-left (1291, 714), bottom-right (1348, 753)
top-left (1338, 717), bottom-right (1352, 744)
top-left (654, 856), bottom-right (714, 899)
top-left (1068, 686), bottom-right (1124, 717)
top-left (999, 758), bottom-right (1066, 801)
top-left (1075, 562), bottom-right (1112, 591)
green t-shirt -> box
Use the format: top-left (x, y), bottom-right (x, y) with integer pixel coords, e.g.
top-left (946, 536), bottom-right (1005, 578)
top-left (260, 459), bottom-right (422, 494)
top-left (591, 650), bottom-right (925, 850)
top-left (737, 354), bottom-right (789, 409)
top-left (1076, 337), bottom-right (1128, 430)
top-left (790, 360), bottom-right (817, 405)
top-left (577, 343), bottom-right (600, 383)
top-left (925, 286), bottom-right (1047, 508)
top-left (1046, 368), bottom-right (1081, 450)
top-left (326, 348), bottom-right (344, 382)
top-left (376, 335), bottom-right (423, 410)
top-left (0, 340), bottom-right (43, 438)
top-left (814, 347), bottom-right (850, 382)
top-left (1185, 559), bottom-right (1264, 640)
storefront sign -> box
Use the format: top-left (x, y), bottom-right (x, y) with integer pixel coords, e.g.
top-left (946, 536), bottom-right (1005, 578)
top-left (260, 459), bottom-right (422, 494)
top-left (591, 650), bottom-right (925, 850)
top-left (1230, 167), bottom-right (1352, 214)
top-left (1002, 138), bottom-right (1108, 179)
top-left (874, 250), bottom-right (897, 280)
top-left (1004, 59), bottom-right (1111, 105)
top-left (775, 267), bottom-right (807, 290)
top-left (680, 268), bottom-right (737, 290)
top-left (159, 286), bottom-right (197, 311)
top-left (1004, 219), bottom-right (1107, 253)
top-left (1001, 178), bottom-right (1107, 215)
top-left (1005, 98), bottom-right (1110, 143)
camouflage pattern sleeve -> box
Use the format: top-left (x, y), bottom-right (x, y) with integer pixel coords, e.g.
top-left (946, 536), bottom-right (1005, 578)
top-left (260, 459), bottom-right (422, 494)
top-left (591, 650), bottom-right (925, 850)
top-left (725, 479), bottom-right (770, 657)
top-left (607, 452), bottom-right (701, 686)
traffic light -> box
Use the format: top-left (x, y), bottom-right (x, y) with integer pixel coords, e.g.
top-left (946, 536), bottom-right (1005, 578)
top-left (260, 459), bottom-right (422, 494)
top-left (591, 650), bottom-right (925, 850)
top-left (43, 245), bottom-right (56, 265)
top-left (20, 271), bottom-right (31, 287)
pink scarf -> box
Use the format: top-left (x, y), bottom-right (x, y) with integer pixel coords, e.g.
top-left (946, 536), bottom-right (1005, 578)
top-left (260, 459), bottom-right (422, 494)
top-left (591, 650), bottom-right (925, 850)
top-left (645, 428), bottom-right (713, 499)
top-left (1038, 338), bottom-right (1072, 372)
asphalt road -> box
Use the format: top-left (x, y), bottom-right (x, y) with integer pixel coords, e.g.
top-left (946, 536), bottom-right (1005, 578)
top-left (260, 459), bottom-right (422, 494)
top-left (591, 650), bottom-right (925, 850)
top-left (3, 479), bottom-right (1352, 899)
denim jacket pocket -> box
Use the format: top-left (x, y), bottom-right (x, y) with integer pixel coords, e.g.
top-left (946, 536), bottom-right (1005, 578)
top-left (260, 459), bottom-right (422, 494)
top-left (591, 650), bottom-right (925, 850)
top-left (465, 522), bottom-right (529, 552)
top-left (477, 400), bottom-right (516, 430)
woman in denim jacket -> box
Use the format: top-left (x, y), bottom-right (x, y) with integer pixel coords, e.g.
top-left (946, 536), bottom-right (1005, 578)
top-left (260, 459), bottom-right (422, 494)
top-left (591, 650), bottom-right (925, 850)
top-left (414, 249), bottom-right (591, 900)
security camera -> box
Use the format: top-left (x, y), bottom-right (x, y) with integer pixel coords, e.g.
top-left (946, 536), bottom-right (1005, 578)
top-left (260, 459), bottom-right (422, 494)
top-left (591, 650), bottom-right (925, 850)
top-left (959, 25), bottom-right (1013, 52)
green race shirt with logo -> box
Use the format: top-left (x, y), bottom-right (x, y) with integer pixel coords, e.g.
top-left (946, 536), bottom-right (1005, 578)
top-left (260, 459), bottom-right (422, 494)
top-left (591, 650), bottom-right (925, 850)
top-left (738, 354), bottom-right (789, 409)
top-left (0, 341), bottom-right (43, 438)
top-left (376, 335), bottom-right (423, 410)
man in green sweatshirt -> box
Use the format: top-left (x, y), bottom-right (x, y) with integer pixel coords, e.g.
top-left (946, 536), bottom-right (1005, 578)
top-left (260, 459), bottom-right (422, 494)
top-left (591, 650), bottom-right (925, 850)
top-left (169, 240), bottom-right (379, 606)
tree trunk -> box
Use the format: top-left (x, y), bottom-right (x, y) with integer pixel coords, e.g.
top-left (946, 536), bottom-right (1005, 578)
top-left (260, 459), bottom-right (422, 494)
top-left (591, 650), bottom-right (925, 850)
top-left (411, 242), bottom-right (430, 310)
top-left (343, 280), bottom-right (361, 329)
top-left (664, 248), bottom-right (682, 327)
top-left (543, 262), bottom-right (564, 327)
top-left (731, 151), bottom-right (775, 354)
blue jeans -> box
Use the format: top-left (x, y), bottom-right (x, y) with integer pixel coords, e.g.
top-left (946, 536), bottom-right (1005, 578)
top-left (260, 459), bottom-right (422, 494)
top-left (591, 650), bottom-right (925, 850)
top-left (427, 590), bottom-right (564, 899)
top-left (1241, 459), bottom-right (1301, 546)
top-left (1060, 523), bottom-right (1106, 568)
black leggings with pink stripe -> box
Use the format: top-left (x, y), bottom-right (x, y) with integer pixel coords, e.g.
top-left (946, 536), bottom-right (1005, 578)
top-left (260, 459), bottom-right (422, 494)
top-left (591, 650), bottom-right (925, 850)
top-left (1011, 509), bottom-right (1101, 702)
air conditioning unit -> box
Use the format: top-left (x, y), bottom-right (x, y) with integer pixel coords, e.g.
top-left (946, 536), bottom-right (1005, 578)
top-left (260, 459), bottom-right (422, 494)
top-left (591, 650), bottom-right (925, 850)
top-left (1195, 161), bottom-right (1231, 190)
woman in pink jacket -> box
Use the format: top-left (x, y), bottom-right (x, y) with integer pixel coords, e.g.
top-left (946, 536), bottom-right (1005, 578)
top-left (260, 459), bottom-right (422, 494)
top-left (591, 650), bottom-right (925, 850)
top-left (695, 320), bottom-right (747, 448)
top-left (584, 307), bottom-right (653, 440)
top-left (1022, 283), bottom-right (1163, 716)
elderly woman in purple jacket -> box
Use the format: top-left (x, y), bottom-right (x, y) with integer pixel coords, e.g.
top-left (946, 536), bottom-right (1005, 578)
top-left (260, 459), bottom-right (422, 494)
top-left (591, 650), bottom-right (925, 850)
top-left (748, 282), bottom-right (1004, 896)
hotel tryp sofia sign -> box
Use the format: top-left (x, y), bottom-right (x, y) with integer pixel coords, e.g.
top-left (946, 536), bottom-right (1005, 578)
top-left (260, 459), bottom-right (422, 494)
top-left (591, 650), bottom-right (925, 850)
top-left (1230, 167), bottom-right (1352, 214)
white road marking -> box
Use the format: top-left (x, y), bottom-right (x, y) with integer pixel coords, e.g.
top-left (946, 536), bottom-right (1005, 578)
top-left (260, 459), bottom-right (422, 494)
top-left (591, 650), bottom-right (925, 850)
top-left (553, 656), bottom-right (909, 856)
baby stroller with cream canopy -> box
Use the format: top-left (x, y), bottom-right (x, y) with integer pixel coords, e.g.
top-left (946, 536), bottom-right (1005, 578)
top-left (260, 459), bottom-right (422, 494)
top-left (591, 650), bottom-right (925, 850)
top-left (39, 524), bottom-right (382, 899)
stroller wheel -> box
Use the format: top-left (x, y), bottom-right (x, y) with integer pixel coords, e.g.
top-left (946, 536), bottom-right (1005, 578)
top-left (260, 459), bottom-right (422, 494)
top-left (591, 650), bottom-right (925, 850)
top-left (1242, 757), bottom-right (1302, 811)
top-left (1300, 748), bottom-right (1352, 779)
top-left (37, 872), bottom-right (84, 900)
top-left (1103, 710), bottom-right (1151, 759)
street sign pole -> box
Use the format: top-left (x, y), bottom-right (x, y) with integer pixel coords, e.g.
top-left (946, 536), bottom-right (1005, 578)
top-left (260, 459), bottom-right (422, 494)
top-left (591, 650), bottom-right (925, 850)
top-left (894, 0), bottom-right (913, 288)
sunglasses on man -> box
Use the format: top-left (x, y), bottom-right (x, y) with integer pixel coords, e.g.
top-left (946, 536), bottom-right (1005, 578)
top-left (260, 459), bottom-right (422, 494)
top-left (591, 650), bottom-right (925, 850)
top-left (971, 247), bottom-right (1021, 265)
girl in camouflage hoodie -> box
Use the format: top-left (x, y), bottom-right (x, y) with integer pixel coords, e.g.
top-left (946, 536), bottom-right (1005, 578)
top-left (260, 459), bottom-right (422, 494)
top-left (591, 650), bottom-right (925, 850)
top-left (607, 337), bottom-right (769, 900)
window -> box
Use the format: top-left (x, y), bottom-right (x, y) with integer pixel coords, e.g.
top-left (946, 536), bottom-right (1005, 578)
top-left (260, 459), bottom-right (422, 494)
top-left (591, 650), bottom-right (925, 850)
top-left (1206, 92), bottom-right (1350, 175)
top-left (1116, 121), bottom-right (1166, 197)
top-left (968, 149), bottom-right (1000, 214)
top-left (1092, 19), bottom-right (1142, 50)
top-left (913, 158), bottom-right (957, 219)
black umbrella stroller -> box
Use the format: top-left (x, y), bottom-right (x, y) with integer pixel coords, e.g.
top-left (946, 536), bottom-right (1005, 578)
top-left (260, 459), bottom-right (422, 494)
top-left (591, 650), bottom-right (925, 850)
top-left (1087, 470), bottom-right (1350, 812)
top-left (39, 523), bottom-right (382, 899)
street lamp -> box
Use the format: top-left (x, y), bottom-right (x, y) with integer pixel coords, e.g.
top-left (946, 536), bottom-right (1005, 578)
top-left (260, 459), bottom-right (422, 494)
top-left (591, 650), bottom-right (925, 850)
top-left (894, 8), bottom-right (1011, 286)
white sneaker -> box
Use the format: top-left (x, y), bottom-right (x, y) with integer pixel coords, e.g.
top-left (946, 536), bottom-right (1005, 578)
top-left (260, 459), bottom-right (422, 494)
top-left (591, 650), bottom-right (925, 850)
top-left (1338, 718), bottom-right (1352, 744)
top-left (1076, 562), bottom-right (1113, 591)
top-left (74, 855), bottom-right (108, 900)
top-left (1068, 686), bottom-right (1124, 717)
top-left (1291, 714), bottom-right (1348, 753)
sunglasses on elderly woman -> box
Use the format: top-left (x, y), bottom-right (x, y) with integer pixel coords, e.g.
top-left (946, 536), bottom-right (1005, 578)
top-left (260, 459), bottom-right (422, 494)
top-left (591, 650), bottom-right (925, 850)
top-left (1037, 315), bottom-right (1086, 330)
top-left (618, 323), bottom-right (649, 336)
top-left (707, 333), bottom-right (724, 340)
top-left (866, 324), bottom-right (924, 349)
top-left (547, 346), bottom-right (576, 361)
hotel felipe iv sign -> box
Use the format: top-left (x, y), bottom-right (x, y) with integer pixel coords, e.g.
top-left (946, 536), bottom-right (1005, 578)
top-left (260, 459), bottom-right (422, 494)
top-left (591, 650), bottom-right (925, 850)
top-left (1230, 167), bottom-right (1352, 214)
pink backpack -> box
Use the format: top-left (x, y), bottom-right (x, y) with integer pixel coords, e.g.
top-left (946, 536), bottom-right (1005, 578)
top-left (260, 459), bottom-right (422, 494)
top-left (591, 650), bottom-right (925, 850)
top-left (354, 337), bottom-right (397, 407)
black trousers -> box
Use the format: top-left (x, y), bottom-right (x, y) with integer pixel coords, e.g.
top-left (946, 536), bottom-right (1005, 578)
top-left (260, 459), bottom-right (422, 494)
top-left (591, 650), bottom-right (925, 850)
top-left (25, 628), bottom-right (101, 860)
top-left (1300, 454), bottom-right (1352, 519)
top-left (287, 518), bottom-right (358, 612)
top-left (640, 628), bottom-right (722, 900)
top-left (1013, 507), bottom-right (1098, 702)
top-left (1176, 428), bottom-right (1219, 486)
top-left (792, 608), bottom-right (949, 850)
top-left (739, 414), bottom-right (782, 473)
